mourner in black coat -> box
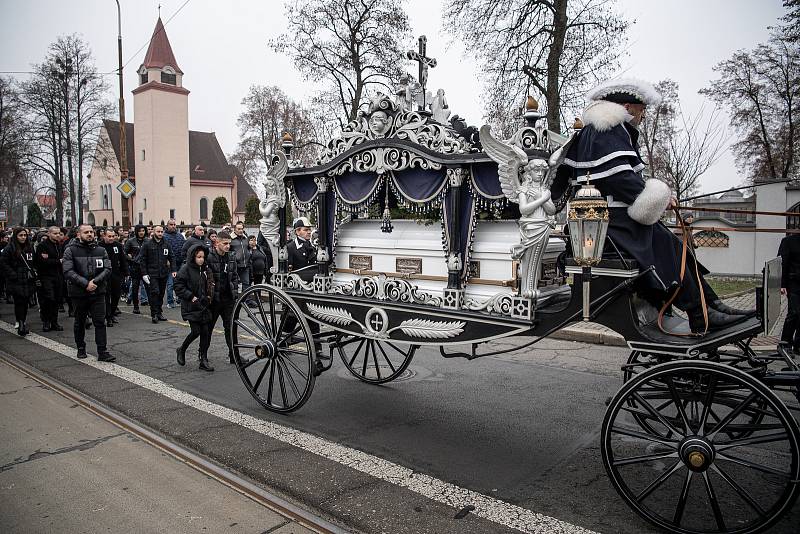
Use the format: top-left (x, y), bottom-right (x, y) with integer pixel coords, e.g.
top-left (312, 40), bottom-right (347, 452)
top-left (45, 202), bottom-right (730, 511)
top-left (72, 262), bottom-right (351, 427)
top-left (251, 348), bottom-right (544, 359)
top-left (779, 234), bottom-right (800, 351)
top-left (553, 78), bottom-right (754, 334)
top-left (34, 226), bottom-right (65, 331)
top-left (206, 231), bottom-right (240, 365)
top-left (125, 224), bottom-right (147, 312)
top-left (0, 227), bottom-right (37, 335)
top-left (287, 217), bottom-right (316, 282)
top-left (248, 235), bottom-right (268, 285)
top-left (174, 244), bottom-right (215, 371)
top-left (136, 225), bottom-right (175, 322)
top-left (100, 228), bottom-right (129, 325)
top-left (62, 224), bottom-right (115, 361)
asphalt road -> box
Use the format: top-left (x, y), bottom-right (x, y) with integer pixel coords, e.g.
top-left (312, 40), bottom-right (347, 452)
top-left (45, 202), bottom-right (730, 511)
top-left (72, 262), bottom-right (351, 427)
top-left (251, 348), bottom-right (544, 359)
top-left (1, 300), bottom-right (798, 533)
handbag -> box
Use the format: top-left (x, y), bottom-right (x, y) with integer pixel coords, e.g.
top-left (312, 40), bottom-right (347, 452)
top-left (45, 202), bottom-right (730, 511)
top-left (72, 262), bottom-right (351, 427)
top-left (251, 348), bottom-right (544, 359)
top-left (21, 254), bottom-right (41, 287)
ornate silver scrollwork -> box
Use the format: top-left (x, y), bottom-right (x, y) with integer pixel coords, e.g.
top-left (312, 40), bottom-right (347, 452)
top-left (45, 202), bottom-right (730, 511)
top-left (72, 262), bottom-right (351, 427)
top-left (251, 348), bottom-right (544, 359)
top-left (447, 167), bottom-right (466, 187)
top-left (320, 94), bottom-right (472, 164)
top-left (329, 146), bottom-right (442, 177)
top-left (330, 273), bottom-right (443, 307)
top-left (307, 303), bottom-right (358, 327)
top-left (464, 293), bottom-right (515, 316)
top-left (314, 176), bottom-right (329, 192)
top-left (286, 274), bottom-right (315, 291)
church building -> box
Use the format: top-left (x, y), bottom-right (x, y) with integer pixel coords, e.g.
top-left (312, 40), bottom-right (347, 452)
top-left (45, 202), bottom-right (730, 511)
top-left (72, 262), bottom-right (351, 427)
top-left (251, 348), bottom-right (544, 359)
top-left (87, 17), bottom-right (256, 227)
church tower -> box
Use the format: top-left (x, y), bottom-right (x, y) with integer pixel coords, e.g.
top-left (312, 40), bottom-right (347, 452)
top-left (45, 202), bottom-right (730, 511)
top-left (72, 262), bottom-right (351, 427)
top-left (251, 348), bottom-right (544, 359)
top-left (131, 17), bottom-right (190, 225)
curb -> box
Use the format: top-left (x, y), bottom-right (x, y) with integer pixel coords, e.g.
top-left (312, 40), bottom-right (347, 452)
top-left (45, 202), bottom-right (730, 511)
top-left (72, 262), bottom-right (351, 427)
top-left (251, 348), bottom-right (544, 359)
top-left (551, 324), bottom-right (627, 347)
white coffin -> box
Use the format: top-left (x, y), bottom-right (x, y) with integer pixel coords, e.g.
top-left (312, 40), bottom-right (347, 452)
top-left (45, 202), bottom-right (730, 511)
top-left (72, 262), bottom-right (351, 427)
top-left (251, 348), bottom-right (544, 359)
top-left (333, 219), bottom-right (565, 300)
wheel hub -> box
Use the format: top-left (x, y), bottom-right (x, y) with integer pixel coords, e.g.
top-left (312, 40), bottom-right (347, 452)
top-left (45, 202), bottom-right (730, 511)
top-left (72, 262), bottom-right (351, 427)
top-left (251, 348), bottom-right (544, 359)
top-left (255, 340), bottom-right (277, 360)
top-left (679, 437), bottom-right (716, 472)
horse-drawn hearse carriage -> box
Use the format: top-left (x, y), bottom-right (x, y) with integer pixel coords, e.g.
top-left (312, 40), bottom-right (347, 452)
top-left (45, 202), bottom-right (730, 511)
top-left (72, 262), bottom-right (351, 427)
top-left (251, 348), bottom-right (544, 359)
top-left (229, 89), bottom-right (799, 533)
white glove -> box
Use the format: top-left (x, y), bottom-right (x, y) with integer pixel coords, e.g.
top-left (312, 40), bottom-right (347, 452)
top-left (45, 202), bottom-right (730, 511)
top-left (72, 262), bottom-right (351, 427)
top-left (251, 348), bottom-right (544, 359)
top-left (142, 275), bottom-right (151, 285)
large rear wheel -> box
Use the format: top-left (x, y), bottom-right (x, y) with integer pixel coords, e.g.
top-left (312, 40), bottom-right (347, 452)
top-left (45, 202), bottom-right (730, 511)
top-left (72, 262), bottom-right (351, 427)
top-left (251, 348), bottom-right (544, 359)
top-left (602, 360), bottom-right (800, 534)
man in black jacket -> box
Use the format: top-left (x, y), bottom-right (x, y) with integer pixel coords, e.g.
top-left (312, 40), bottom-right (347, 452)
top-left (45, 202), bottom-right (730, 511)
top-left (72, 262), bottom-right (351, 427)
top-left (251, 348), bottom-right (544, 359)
top-left (780, 233), bottom-right (800, 351)
top-left (136, 224), bottom-right (175, 323)
top-left (34, 226), bottom-right (65, 332)
top-left (206, 230), bottom-right (239, 363)
top-left (100, 228), bottom-right (128, 327)
top-left (124, 224), bottom-right (147, 314)
top-left (286, 217), bottom-right (316, 282)
top-left (62, 224), bottom-right (115, 362)
top-left (181, 225), bottom-right (208, 258)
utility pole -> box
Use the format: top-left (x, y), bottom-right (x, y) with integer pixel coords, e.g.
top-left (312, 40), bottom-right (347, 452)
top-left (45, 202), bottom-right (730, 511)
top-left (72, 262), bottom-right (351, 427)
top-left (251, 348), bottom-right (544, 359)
top-left (55, 55), bottom-right (75, 225)
top-left (116, 0), bottom-right (130, 227)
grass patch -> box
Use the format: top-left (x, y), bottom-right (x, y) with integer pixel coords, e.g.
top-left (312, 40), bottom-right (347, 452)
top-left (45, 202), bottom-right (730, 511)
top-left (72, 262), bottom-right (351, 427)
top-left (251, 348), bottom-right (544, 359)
top-left (707, 278), bottom-right (759, 298)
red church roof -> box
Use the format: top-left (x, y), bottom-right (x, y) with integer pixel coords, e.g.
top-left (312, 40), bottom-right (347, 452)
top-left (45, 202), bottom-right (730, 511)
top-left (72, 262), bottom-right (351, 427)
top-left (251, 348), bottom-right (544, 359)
top-left (141, 17), bottom-right (183, 74)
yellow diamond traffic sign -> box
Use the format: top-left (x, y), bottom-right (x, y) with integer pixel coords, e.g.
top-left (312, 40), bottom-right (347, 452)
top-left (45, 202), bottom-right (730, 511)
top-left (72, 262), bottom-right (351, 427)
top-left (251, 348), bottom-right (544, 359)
top-left (116, 179), bottom-right (136, 198)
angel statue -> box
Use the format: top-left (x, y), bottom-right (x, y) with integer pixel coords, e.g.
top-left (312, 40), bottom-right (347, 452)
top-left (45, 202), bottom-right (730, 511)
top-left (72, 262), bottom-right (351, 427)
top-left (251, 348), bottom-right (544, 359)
top-left (259, 151), bottom-right (288, 273)
top-left (480, 125), bottom-right (557, 299)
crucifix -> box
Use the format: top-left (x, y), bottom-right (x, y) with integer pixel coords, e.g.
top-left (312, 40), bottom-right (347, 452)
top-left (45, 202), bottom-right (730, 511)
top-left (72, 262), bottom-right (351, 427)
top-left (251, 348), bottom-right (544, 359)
top-left (406, 35), bottom-right (437, 111)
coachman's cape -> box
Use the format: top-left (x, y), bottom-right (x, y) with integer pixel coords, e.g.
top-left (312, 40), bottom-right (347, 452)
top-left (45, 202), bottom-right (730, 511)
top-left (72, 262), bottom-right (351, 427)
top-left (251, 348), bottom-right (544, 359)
top-left (550, 100), bottom-right (708, 307)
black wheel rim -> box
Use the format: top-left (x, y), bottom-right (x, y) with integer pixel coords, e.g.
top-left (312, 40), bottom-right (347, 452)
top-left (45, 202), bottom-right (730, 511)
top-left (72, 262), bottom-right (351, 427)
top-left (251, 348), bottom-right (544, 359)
top-left (231, 285), bottom-right (315, 413)
top-left (336, 335), bottom-right (416, 384)
top-left (602, 360), bottom-right (800, 534)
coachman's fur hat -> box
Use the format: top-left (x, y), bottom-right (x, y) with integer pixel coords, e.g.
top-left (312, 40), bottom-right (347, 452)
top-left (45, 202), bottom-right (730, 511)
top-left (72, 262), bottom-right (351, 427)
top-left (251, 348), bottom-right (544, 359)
top-left (586, 78), bottom-right (662, 107)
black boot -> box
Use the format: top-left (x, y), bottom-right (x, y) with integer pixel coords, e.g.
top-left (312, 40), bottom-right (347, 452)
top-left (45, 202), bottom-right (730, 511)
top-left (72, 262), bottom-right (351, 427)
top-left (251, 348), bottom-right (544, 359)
top-left (176, 346), bottom-right (186, 366)
top-left (157, 313), bottom-right (167, 321)
top-left (42, 321), bottom-right (52, 332)
top-left (688, 307), bottom-right (748, 334)
top-left (106, 318), bottom-right (114, 327)
top-left (199, 353), bottom-right (214, 372)
top-left (132, 305), bottom-right (141, 315)
top-left (97, 351), bottom-right (116, 362)
top-left (709, 299), bottom-right (758, 318)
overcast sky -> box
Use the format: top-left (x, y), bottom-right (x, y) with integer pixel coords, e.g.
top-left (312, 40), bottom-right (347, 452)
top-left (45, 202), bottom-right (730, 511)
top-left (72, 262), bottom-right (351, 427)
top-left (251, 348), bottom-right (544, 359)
top-left (0, 0), bottom-right (787, 194)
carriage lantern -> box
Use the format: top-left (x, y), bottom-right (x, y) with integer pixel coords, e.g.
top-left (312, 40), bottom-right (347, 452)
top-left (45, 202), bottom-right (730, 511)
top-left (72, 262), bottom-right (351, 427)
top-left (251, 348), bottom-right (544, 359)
top-left (567, 180), bottom-right (609, 320)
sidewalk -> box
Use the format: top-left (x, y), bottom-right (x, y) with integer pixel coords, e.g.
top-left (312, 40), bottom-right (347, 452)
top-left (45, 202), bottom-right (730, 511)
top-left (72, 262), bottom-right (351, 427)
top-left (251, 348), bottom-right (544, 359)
top-left (0, 358), bottom-right (316, 534)
top-left (552, 290), bottom-right (784, 351)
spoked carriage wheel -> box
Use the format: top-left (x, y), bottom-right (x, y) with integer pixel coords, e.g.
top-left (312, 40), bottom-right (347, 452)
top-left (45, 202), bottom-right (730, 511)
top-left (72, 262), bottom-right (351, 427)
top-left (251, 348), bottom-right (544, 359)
top-left (231, 285), bottom-right (315, 413)
top-left (336, 334), bottom-right (417, 384)
top-left (602, 360), bottom-right (800, 534)
top-left (623, 351), bottom-right (768, 440)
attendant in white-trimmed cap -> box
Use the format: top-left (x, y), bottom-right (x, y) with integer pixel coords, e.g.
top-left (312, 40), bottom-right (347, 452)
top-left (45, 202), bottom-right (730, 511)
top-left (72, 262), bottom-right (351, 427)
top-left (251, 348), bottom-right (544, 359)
top-left (551, 78), bottom-right (754, 333)
top-left (287, 217), bottom-right (316, 282)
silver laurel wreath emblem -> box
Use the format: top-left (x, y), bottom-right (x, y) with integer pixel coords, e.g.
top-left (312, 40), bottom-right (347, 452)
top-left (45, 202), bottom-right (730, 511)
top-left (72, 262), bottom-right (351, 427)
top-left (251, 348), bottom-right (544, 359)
top-left (306, 304), bottom-right (355, 327)
top-left (390, 318), bottom-right (466, 339)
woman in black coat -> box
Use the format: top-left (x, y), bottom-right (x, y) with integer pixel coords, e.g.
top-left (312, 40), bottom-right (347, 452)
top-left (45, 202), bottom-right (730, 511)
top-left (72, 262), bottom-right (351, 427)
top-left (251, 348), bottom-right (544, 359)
top-left (0, 227), bottom-right (37, 335)
top-left (174, 244), bottom-right (215, 371)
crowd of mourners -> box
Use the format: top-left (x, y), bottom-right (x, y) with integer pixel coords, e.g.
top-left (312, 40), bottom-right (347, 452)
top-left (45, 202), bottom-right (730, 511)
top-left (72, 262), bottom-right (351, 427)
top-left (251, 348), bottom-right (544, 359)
top-left (0, 218), bottom-right (317, 372)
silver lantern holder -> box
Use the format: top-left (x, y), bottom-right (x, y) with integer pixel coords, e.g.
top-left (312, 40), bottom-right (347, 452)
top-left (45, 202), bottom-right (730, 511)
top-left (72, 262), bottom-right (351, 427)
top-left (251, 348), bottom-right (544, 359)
top-left (567, 180), bottom-right (609, 320)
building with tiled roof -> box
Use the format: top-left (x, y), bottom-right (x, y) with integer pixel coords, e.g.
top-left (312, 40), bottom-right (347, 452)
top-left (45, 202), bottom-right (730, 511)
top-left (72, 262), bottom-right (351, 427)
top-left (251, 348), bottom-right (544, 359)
top-left (87, 17), bottom-right (256, 227)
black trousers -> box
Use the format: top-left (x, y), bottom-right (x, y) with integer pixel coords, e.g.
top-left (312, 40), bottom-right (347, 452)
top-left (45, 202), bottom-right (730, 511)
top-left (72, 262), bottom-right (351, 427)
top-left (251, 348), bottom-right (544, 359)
top-left (147, 276), bottom-right (168, 317)
top-left (253, 272), bottom-right (264, 285)
top-left (38, 278), bottom-right (62, 325)
top-left (130, 269), bottom-right (143, 306)
top-left (13, 295), bottom-right (29, 323)
top-left (210, 300), bottom-right (234, 355)
top-left (105, 275), bottom-right (123, 320)
top-left (181, 321), bottom-right (213, 355)
top-left (782, 285), bottom-right (800, 348)
top-left (73, 294), bottom-right (107, 351)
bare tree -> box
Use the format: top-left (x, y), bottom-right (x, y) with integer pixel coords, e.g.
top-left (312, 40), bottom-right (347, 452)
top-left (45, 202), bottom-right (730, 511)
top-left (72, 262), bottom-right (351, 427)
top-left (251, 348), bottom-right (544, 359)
top-left (639, 79), bottom-right (678, 178)
top-left (0, 77), bottom-right (35, 218)
top-left (660, 104), bottom-right (728, 200)
top-left (781, 0), bottom-right (799, 43)
top-left (233, 85), bottom-right (320, 190)
top-left (701, 33), bottom-right (799, 184)
top-left (271, 0), bottom-right (412, 128)
top-left (443, 0), bottom-right (630, 133)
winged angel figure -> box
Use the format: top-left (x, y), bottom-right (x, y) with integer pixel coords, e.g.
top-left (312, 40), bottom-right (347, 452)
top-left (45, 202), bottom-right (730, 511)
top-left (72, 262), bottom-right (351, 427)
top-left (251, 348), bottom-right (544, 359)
top-left (259, 151), bottom-right (288, 272)
top-left (480, 125), bottom-right (557, 299)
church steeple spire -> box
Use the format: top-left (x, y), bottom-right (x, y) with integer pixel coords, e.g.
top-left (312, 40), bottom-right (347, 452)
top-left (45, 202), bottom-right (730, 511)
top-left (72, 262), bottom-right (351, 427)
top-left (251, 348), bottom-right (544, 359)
top-left (141, 17), bottom-right (183, 75)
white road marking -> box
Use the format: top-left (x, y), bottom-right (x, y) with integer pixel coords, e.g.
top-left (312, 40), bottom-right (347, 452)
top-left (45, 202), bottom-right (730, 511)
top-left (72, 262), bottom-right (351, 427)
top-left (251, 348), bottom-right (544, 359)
top-left (0, 321), bottom-right (597, 534)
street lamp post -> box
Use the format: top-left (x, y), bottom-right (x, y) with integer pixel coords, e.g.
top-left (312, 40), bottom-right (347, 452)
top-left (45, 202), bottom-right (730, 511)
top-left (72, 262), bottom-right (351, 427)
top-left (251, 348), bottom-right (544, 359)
top-left (115, 0), bottom-right (130, 227)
